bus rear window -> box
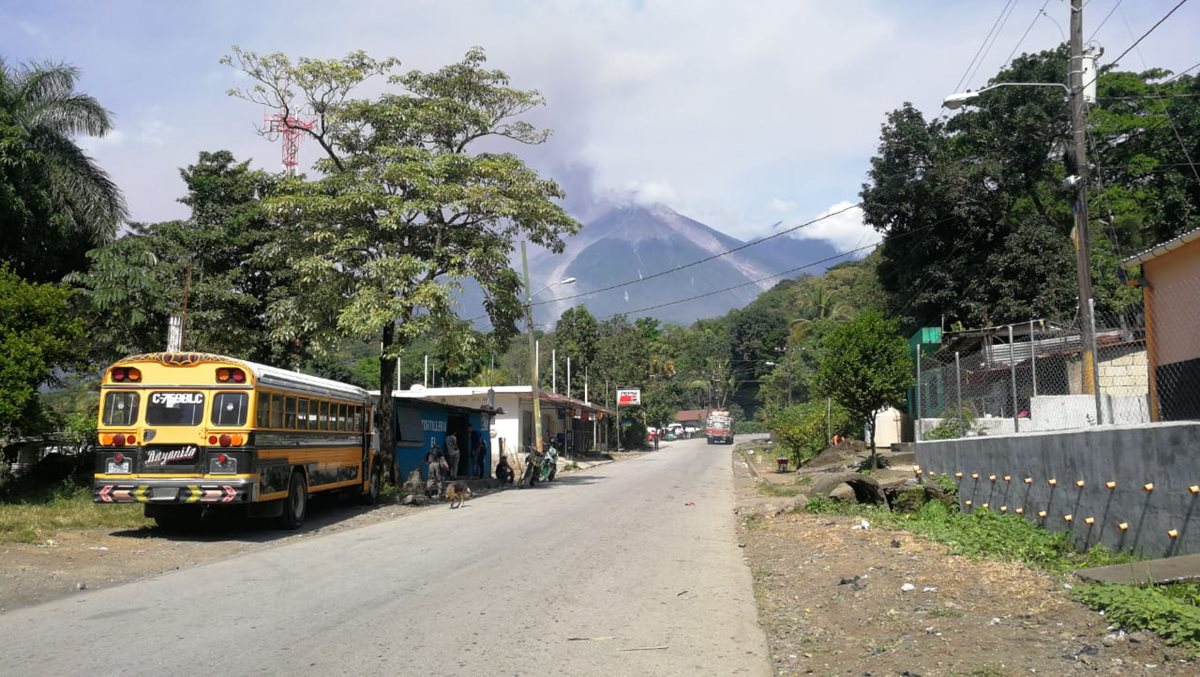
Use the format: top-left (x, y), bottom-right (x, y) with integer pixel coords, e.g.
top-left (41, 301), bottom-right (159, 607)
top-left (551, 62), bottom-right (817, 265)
top-left (146, 392), bottom-right (206, 426)
top-left (211, 393), bottom-right (248, 427)
top-left (102, 392), bottom-right (139, 426)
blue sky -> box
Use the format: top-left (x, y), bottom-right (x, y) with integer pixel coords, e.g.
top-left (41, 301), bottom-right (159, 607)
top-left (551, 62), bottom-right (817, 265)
top-left (4, 0), bottom-right (1198, 250)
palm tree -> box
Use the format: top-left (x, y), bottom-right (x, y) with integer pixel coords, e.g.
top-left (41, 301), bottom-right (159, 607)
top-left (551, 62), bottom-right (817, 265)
top-left (0, 59), bottom-right (127, 279)
top-left (788, 285), bottom-right (854, 344)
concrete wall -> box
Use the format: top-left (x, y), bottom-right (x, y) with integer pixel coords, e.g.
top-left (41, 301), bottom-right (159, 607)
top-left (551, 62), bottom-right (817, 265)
top-left (916, 422), bottom-right (1200, 558)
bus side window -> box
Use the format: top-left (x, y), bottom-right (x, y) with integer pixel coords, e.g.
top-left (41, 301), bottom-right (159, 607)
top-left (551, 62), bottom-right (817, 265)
top-left (211, 393), bottom-right (249, 427)
top-left (270, 393), bottom-right (284, 429)
top-left (338, 403), bottom-right (348, 431)
top-left (353, 406), bottom-right (362, 431)
top-left (284, 396), bottom-right (297, 429)
top-left (256, 393), bottom-right (270, 428)
top-left (318, 401), bottom-right (328, 430)
top-left (297, 399), bottom-right (309, 430)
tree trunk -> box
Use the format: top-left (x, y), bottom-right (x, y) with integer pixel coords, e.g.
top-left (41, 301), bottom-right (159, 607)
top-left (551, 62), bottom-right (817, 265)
top-left (378, 322), bottom-right (398, 486)
top-left (867, 414), bottom-right (878, 471)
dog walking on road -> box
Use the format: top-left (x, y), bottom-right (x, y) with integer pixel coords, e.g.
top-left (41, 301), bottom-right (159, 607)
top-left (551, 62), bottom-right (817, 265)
top-left (445, 480), bottom-right (472, 509)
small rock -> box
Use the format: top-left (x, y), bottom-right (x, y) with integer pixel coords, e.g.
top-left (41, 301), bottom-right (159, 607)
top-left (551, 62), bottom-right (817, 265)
top-left (850, 518), bottom-right (870, 530)
top-left (1127, 631), bottom-right (1147, 644)
top-left (990, 617), bottom-right (1002, 626)
top-left (76, 582), bottom-right (87, 591)
top-left (1062, 583), bottom-right (1073, 590)
top-left (900, 583), bottom-right (916, 592)
top-left (890, 539), bottom-right (901, 548)
top-left (922, 586), bottom-right (937, 593)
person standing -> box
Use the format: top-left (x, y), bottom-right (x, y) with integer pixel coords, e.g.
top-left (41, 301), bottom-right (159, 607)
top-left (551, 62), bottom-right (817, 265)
top-left (445, 431), bottom-right (460, 479)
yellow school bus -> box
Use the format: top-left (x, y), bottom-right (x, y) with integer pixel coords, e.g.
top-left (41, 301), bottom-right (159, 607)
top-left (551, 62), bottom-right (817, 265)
top-left (93, 352), bottom-right (379, 529)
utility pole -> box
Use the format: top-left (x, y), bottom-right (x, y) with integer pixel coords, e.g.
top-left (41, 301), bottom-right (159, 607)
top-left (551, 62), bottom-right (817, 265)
top-left (1070, 0), bottom-right (1102, 423)
top-left (552, 349), bottom-right (557, 393)
top-left (522, 241), bottom-right (544, 455)
top-left (567, 356), bottom-right (572, 400)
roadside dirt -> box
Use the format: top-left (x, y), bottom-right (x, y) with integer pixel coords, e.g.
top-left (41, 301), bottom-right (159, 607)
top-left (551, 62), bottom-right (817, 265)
top-left (0, 496), bottom-right (425, 613)
top-left (734, 444), bottom-right (1194, 676)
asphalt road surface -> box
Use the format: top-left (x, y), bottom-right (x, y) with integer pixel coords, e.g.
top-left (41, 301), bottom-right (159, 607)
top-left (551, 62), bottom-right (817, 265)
top-left (1, 436), bottom-right (770, 676)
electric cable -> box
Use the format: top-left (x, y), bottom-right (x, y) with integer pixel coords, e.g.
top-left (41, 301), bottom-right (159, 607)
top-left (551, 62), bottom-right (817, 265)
top-left (954, 0), bottom-right (1020, 94)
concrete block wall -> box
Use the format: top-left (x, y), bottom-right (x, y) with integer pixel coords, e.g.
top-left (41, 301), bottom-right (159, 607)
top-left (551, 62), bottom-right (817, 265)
top-left (916, 422), bottom-right (1200, 558)
top-left (1098, 349), bottom-right (1149, 397)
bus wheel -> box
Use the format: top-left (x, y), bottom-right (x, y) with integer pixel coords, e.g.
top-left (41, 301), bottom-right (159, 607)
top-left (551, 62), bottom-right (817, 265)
top-left (360, 464), bottom-right (382, 505)
top-left (150, 505), bottom-right (202, 531)
top-left (278, 471), bottom-right (308, 530)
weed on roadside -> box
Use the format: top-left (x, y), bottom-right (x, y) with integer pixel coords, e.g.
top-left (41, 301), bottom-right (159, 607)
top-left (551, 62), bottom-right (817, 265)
top-left (756, 482), bottom-right (802, 497)
top-left (1072, 583), bottom-right (1200, 654)
top-left (0, 482), bottom-right (150, 543)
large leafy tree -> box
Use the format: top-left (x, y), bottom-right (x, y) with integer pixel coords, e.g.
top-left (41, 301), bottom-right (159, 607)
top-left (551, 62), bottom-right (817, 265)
top-left (0, 266), bottom-right (84, 439)
top-left (811, 310), bottom-right (911, 468)
top-left (0, 60), bottom-right (126, 281)
top-left (862, 47), bottom-right (1199, 333)
top-left (553, 305), bottom-right (599, 399)
top-left (223, 47), bottom-right (580, 482)
top-left (69, 151), bottom-right (288, 364)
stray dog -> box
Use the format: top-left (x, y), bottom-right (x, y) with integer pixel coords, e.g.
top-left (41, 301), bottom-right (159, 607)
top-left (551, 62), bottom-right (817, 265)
top-left (445, 480), bottom-right (472, 509)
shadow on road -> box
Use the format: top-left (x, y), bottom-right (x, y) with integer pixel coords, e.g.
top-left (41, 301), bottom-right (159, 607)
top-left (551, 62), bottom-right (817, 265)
top-left (553, 474), bottom-right (607, 486)
top-left (108, 494), bottom-right (393, 544)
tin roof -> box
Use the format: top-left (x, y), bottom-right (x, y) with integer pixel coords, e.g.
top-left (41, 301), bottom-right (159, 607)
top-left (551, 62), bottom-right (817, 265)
top-left (1122, 226), bottom-right (1200, 267)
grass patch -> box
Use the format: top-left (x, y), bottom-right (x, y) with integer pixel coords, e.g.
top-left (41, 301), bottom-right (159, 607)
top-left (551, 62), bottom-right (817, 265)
top-left (0, 482), bottom-right (150, 543)
top-left (756, 481), bottom-right (802, 497)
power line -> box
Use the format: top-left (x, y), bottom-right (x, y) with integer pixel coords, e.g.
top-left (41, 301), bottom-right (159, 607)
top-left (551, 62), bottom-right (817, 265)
top-left (1092, 0), bottom-right (1190, 84)
top-left (965, 0), bottom-right (1023, 88)
top-left (1086, 0), bottom-right (1124, 41)
top-left (1005, 0), bottom-right (1054, 67)
top-left (530, 202), bottom-right (863, 308)
top-left (954, 0), bottom-right (1020, 94)
top-left (591, 240), bottom-right (885, 322)
top-left (1160, 59), bottom-right (1200, 85)
top-left (591, 220), bottom-right (948, 323)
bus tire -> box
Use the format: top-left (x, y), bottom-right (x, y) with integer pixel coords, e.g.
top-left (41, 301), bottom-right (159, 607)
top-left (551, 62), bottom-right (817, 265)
top-left (278, 470), bottom-right (308, 530)
top-left (150, 505), bottom-right (202, 531)
top-left (360, 464), bottom-right (382, 505)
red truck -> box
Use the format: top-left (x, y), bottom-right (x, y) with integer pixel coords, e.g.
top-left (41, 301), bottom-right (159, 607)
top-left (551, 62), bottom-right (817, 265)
top-left (705, 410), bottom-right (733, 445)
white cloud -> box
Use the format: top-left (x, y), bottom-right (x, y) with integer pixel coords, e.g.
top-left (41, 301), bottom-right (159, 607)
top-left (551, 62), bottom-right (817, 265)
top-left (18, 21), bottom-right (45, 39)
top-left (795, 201), bottom-right (876, 256)
top-left (627, 180), bottom-right (678, 206)
top-left (78, 129), bottom-right (127, 154)
top-left (768, 198), bottom-right (796, 213)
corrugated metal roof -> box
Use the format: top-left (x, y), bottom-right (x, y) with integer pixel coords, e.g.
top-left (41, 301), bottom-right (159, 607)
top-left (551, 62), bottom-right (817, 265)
top-left (1122, 226), bottom-right (1200, 267)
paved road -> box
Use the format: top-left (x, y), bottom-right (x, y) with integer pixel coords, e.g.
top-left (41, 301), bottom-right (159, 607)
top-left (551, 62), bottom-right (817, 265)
top-left (1, 436), bottom-right (769, 676)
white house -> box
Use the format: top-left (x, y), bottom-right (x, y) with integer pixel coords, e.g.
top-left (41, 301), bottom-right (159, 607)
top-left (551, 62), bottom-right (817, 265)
top-left (393, 385), bottom-right (612, 468)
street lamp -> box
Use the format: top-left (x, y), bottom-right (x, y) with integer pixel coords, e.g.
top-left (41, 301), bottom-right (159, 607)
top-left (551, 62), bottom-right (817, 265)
top-left (939, 0), bottom-right (1103, 421)
top-left (941, 82), bottom-right (1068, 109)
top-left (520, 238), bottom-right (576, 456)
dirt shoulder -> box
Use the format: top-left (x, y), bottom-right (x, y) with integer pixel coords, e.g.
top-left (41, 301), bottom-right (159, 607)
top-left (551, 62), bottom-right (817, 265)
top-left (733, 445), bottom-right (1193, 676)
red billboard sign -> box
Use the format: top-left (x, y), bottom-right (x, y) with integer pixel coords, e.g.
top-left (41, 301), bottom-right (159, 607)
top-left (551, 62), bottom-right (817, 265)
top-left (617, 388), bottom-right (641, 406)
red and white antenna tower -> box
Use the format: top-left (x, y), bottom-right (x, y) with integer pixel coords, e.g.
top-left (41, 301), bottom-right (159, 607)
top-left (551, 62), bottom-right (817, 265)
top-left (264, 111), bottom-right (316, 174)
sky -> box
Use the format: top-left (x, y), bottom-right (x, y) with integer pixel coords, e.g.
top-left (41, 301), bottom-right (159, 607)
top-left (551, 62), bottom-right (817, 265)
top-left (4, 0), bottom-right (1199, 253)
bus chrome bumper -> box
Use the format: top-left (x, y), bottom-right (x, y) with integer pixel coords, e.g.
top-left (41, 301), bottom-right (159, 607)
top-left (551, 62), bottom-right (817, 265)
top-left (93, 477), bottom-right (255, 504)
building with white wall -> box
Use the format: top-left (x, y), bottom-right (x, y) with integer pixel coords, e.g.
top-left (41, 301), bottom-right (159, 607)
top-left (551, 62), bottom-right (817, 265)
top-left (393, 385), bottom-right (612, 469)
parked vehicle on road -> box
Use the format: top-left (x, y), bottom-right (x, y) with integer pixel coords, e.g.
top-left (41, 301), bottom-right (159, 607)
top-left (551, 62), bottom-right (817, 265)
top-left (706, 410), bottom-right (734, 445)
top-left (92, 352), bottom-right (379, 530)
top-left (520, 442), bottom-right (558, 487)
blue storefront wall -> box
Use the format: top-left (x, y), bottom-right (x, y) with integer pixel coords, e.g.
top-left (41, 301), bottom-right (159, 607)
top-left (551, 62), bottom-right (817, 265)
top-left (390, 400), bottom-right (490, 481)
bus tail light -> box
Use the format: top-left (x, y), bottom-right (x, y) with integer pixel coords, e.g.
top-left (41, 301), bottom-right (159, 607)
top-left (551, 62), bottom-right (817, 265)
top-left (125, 434), bottom-right (137, 445)
top-left (100, 433), bottom-right (114, 445)
top-left (216, 368), bottom-right (245, 383)
top-left (230, 434), bottom-right (244, 446)
top-left (219, 434), bottom-right (232, 447)
top-left (126, 368), bottom-right (141, 382)
top-left (112, 367), bottom-right (126, 382)
top-left (113, 435), bottom-right (126, 447)
top-left (113, 453), bottom-right (125, 464)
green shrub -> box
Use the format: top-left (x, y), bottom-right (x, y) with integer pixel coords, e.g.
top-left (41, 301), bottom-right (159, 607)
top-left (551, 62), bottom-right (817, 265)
top-left (768, 401), bottom-right (851, 465)
top-left (892, 487), bottom-right (928, 513)
top-left (924, 406), bottom-right (977, 440)
top-left (1073, 583), bottom-right (1200, 651)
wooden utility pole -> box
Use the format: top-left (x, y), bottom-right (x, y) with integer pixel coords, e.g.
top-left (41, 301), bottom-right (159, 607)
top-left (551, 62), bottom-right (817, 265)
top-left (522, 241), bottom-right (543, 455)
top-left (1070, 0), bottom-right (1103, 423)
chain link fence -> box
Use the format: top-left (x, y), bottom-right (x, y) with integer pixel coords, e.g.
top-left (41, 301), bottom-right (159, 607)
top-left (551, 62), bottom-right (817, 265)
top-left (914, 284), bottom-right (1200, 439)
